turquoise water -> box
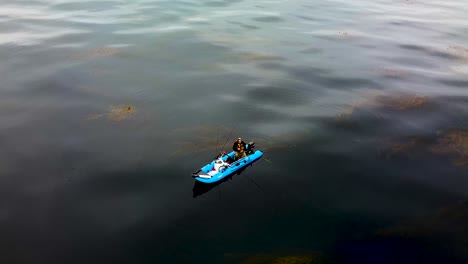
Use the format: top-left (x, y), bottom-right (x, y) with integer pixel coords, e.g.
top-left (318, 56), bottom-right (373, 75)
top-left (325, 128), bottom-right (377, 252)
top-left (1, 0), bottom-right (468, 263)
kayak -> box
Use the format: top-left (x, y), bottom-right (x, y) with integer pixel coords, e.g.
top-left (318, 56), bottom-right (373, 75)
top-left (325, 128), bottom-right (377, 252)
top-left (192, 148), bottom-right (263, 184)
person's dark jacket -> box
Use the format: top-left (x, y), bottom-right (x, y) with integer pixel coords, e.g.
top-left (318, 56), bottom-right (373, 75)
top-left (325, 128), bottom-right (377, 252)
top-left (233, 140), bottom-right (246, 152)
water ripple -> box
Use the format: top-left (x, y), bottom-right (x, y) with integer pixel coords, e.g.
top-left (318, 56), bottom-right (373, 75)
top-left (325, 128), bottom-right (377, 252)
top-left (2, 1), bottom-right (468, 262)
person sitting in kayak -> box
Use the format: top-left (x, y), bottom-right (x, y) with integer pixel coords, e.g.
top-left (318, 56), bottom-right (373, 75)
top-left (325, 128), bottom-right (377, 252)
top-left (233, 137), bottom-right (247, 160)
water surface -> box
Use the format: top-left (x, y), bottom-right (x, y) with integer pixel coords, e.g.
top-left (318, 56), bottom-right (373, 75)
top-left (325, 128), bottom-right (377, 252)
top-left (1, 0), bottom-right (468, 263)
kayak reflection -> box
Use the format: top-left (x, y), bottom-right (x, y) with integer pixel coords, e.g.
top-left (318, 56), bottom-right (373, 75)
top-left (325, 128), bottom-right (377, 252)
top-left (192, 165), bottom-right (251, 198)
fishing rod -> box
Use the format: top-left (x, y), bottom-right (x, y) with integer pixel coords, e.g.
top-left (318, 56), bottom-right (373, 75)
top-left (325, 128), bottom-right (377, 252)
top-left (211, 126), bottom-right (235, 161)
top-left (215, 127), bottom-right (219, 155)
top-left (218, 126), bottom-right (236, 155)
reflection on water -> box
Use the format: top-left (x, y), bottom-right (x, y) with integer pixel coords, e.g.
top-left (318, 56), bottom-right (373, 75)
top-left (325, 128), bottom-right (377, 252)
top-left (170, 126), bottom-right (234, 157)
top-left (447, 46), bottom-right (468, 60)
top-left (1, 0), bottom-right (468, 263)
top-left (375, 201), bottom-right (468, 262)
top-left (192, 175), bottom-right (232, 198)
top-left (226, 202), bottom-right (468, 264)
top-left (71, 48), bottom-right (126, 60)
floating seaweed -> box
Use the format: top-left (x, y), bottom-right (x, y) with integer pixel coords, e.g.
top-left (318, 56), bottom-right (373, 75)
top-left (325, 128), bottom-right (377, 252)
top-left (380, 136), bottom-right (433, 160)
top-left (225, 252), bottom-right (328, 264)
top-left (88, 104), bottom-right (137, 122)
top-left (108, 105), bottom-right (137, 121)
top-left (430, 129), bottom-right (468, 166)
top-left (336, 93), bottom-right (429, 121)
top-left (379, 95), bottom-right (428, 110)
top-left (379, 128), bottom-right (468, 166)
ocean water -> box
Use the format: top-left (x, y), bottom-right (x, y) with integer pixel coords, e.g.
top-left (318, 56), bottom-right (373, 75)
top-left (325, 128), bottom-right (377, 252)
top-left (1, 0), bottom-right (468, 263)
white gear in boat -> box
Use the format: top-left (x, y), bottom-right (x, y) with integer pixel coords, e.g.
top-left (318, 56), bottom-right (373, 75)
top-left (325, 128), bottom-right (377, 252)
top-left (197, 157), bottom-right (230, 178)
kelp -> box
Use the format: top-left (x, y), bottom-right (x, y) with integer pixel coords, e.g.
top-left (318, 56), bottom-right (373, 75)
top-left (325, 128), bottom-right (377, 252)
top-left (379, 129), bottom-right (468, 167)
top-left (378, 95), bottom-right (428, 110)
top-left (88, 104), bottom-right (136, 122)
top-left (380, 136), bottom-right (433, 159)
top-left (336, 93), bottom-right (428, 121)
top-left (431, 129), bottom-right (468, 166)
top-left (226, 252), bottom-right (328, 264)
top-left (335, 93), bottom-right (468, 167)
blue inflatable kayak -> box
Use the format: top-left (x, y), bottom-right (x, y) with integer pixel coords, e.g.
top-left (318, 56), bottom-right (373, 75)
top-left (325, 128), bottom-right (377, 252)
top-left (192, 147), bottom-right (263, 184)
